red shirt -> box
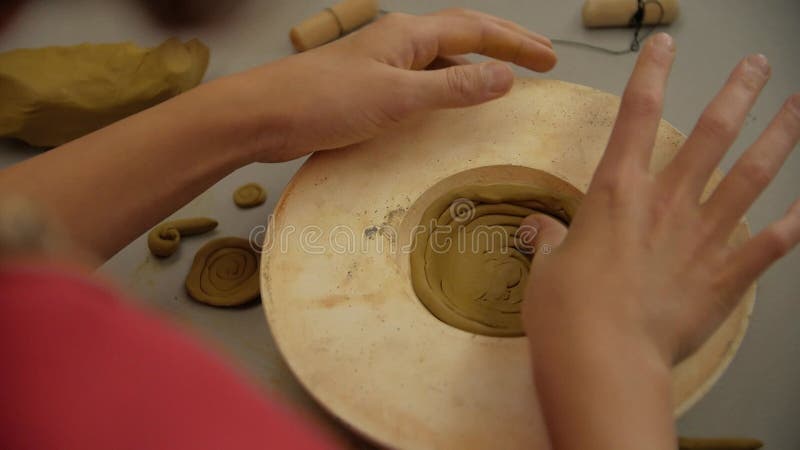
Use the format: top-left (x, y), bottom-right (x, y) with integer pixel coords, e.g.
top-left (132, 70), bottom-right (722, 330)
top-left (0, 263), bottom-right (336, 450)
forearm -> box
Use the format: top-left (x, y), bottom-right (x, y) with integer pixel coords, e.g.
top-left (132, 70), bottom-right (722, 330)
top-left (530, 317), bottom-right (676, 450)
top-left (0, 9), bottom-right (560, 264)
top-left (0, 74), bottom-right (281, 261)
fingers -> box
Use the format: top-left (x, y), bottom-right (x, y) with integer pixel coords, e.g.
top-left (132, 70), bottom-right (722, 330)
top-left (431, 8), bottom-right (554, 50)
top-left (703, 94), bottom-right (800, 234)
top-left (381, 12), bottom-right (556, 72)
top-left (405, 61), bottom-right (515, 108)
top-left (721, 198), bottom-right (800, 296)
top-left (519, 213), bottom-right (568, 256)
top-left (426, 13), bottom-right (556, 71)
top-left (589, 33), bottom-right (675, 190)
top-left (660, 55), bottom-right (770, 198)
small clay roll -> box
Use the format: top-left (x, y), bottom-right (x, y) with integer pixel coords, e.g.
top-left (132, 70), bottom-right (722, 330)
top-left (147, 217), bottom-right (218, 257)
top-left (185, 237), bottom-right (260, 307)
top-left (678, 437), bottom-right (763, 450)
top-left (290, 10), bottom-right (340, 52)
top-left (289, 0), bottom-right (379, 51)
top-left (582, 0), bottom-right (679, 28)
top-left (329, 0), bottom-right (378, 32)
top-left (233, 182), bottom-right (267, 208)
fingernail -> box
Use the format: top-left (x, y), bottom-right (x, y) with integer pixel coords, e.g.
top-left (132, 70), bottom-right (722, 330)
top-left (524, 217), bottom-right (541, 232)
top-left (789, 198), bottom-right (800, 216)
top-left (789, 93), bottom-right (800, 118)
top-left (519, 217), bottom-right (540, 245)
top-left (482, 62), bottom-right (513, 94)
top-left (746, 54), bottom-right (770, 77)
top-left (652, 33), bottom-right (674, 51)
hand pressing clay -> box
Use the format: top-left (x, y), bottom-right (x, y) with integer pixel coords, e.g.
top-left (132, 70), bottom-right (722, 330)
top-left (185, 237), bottom-right (259, 307)
top-left (233, 182), bottom-right (267, 208)
top-left (0, 37), bottom-right (209, 146)
top-left (410, 184), bottom-right (578, 337)
top-left (147, 217), bottom-right (217, 257)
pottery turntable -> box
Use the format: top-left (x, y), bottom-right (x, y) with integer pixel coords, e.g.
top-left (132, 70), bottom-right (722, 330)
top-left (260, 79), bottom-right (755, 449)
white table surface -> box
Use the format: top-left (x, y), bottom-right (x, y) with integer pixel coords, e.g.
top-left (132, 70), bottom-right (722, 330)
top-left (1, 0), bottom-right (798, 447)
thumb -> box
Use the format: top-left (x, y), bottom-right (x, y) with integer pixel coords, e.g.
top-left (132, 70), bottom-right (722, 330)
top-left (410, 61), bottom-right (514, 109)
top-left (518, 213), bottom-right (568, 257)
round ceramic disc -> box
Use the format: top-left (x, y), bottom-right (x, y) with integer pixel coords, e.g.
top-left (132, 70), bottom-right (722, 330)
top-left (261, 79), bottom-right (755, 449)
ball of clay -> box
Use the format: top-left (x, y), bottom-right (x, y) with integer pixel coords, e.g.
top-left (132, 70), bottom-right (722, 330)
top-left (0, 37), bottom-right (209, 147)
top-left (233, 182), bottom-right (267, 208)
top-left (185, 237), bottom-right (260, 307)
top-left (147, 217), bottom-right (217, 257)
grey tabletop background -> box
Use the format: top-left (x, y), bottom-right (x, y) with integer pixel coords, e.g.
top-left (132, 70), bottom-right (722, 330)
top-left (1, 0), bottom-right (798, 447)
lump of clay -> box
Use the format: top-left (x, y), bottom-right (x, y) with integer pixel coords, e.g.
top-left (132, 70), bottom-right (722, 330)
top-left (410, 184), bottom-right (578, 337)
top-left (678, 437), bottom-right (763, 450)
top-left (233, 182), bottom-right (267, 208)
top-left (185, 237), bottom-right (260, 307)
top-left (148, 217), bottom-right (217, 257)
top-left (0, 37), bottom-right (209, 147)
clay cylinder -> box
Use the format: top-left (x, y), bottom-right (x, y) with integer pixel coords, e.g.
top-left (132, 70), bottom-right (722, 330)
top-left (582, 0), bottom-right (679, 27)
top-left (289, 0), bottom-right (379, 52)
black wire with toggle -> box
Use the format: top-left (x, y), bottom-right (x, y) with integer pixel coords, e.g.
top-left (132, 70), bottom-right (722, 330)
top-left (551, 0), bottom-right (666, 55)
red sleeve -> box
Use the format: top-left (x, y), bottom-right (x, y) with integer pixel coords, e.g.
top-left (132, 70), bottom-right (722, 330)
top-left (0, 263), bottom-right (337, 450)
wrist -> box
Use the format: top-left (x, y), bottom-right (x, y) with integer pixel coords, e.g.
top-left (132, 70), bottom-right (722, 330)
top-left (529, 317), bottom-right (675, 450)
top-left (530, 316), bottom-right (672, 385)
top-left (195, 68), bottom-right (295, 164)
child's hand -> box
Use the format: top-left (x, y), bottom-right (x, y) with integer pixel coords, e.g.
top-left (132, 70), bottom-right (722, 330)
top-left (523, 33), bottom-right (799, 367)
top-left (226, 9), bottom-right (556, 162)
top-left (520, 32), bottom-right (799, 450)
